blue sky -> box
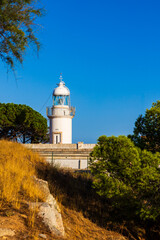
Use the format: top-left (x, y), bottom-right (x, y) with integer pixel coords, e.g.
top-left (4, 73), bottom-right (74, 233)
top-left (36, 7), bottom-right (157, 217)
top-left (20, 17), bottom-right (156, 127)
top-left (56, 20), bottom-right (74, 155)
top-left (0, 0), bottom-right (160, 143)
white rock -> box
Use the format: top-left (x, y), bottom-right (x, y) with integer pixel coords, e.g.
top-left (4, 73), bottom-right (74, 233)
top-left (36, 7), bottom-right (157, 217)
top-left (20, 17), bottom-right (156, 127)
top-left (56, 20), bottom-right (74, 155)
top-left (38, 201), bottom-right (65, 237)
top-left (39, 233), bottom-right (47, 239)
top-left (32, 176), bottom-right (50, 198)
top-left (29, 177), bottom-right (65, 237)
top-left (0, 228), bottom-right (15, 237)
top-left (46, 194), bottom-right (61, 212)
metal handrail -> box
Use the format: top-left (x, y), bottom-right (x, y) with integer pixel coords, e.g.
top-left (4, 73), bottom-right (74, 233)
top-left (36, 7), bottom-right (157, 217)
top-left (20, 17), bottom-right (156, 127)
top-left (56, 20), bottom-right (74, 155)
top-left (46, 106), bottom-right (75, 117)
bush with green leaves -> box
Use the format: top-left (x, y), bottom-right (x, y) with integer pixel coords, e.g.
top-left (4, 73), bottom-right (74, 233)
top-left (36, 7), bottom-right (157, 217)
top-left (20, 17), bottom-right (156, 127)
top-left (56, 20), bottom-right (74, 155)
top-left (90, 135), bottom-right (160, 222)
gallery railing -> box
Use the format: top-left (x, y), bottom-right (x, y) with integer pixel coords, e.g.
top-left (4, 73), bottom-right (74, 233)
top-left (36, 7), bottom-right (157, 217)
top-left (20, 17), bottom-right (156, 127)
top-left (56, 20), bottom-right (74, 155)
top-left (46, 106), bottom-right (75, 117)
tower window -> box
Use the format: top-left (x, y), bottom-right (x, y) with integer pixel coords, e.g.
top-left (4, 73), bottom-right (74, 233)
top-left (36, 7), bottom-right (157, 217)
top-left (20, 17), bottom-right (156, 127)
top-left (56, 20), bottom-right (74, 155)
top-left (53, 95), bottom-right (70, 106)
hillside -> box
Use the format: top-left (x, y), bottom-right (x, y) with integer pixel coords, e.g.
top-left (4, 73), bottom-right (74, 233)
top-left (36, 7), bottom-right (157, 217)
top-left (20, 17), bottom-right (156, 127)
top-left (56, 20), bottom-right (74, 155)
top-left (0, 140), bottom-right (155, 239)
top-left (38, 163), bottom-right (160, 240)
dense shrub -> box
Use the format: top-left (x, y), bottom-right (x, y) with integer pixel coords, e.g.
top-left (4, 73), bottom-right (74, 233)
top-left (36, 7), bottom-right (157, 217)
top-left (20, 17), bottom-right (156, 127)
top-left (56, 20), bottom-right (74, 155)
top-left (90, 136), bottom-right (160, 222)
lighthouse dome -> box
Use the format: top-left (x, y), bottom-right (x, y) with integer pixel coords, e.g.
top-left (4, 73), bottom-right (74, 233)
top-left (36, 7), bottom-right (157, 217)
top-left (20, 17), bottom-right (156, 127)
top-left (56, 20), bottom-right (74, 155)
top-left (53, 81), bottom-right (70, 96)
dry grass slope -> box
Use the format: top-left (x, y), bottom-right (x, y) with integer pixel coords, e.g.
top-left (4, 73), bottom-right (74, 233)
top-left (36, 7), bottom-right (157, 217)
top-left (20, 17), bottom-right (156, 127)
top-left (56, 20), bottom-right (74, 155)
top-left (38, 164), bottom-right (141, 240)
top-left (0, 140), bottom-right (62, 239)
top-left (0, 140), bottom-right (45, 206)
top-left (0, 141), bottom-right (128, 239)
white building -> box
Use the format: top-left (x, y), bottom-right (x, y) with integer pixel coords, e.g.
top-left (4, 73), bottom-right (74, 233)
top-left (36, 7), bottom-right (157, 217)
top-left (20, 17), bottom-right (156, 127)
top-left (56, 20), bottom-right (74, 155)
top-left (46, 75), bottom-right (75, 144)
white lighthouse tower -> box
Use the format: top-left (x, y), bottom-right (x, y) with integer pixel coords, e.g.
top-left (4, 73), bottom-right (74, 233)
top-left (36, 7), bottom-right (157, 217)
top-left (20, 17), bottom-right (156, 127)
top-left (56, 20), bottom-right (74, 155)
top-left (47, 75), bottom-right (75, 144)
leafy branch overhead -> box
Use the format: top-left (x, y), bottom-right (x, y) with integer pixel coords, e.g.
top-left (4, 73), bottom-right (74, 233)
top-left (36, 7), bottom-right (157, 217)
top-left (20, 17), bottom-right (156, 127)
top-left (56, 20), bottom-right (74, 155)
top-left (0, 0), bottom-right (43, 68)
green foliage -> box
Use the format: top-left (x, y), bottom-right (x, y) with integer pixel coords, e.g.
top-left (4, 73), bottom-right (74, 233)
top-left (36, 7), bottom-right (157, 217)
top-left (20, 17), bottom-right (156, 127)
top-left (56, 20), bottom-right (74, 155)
top-left (90, 135), bottom-right (160, 222)
top-left (0, 103), bottom-right (48, 143)
top-left (90, 136), bottom-right (140, 197)
top-left (0, 0), bottom-right (43, 68)
top-left (129, 100), bottom-right (160, 152)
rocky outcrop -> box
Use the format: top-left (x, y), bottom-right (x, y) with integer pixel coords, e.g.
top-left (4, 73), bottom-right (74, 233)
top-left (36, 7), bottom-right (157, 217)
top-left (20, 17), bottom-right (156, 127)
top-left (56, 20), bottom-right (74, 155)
top-left (30, 177), bottom-right (65, 237)
top-left (0, 228), bottom-right (15, 237)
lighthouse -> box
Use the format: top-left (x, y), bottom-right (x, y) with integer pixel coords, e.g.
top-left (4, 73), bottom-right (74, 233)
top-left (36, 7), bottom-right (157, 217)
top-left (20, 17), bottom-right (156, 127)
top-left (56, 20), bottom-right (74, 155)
top-left (46, 75), bottom-right (75, 144)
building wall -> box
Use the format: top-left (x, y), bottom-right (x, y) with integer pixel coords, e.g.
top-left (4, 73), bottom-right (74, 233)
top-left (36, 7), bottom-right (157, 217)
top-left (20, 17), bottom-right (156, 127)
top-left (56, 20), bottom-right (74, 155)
top-left (51, 117), bottom-right (72, 144)
top-left (25, 143), bottom-right (96, 169)
top-left (47, 159), bottom-right (89, 169)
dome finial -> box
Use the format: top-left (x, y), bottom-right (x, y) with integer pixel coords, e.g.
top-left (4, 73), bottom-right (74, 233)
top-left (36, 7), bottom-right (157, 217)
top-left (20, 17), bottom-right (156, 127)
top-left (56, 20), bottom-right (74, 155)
top-left (59, 73), bottom-right (63, 82)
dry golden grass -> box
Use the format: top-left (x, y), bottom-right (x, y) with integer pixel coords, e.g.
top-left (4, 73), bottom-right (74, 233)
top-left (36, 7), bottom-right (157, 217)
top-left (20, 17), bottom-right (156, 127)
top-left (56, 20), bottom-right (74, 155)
top-left (0, 140), bottom-right (45, 207)
top-left (0, 201), bottom-right (62, 240)
top-left (61, 206), bottom-right (127, 240)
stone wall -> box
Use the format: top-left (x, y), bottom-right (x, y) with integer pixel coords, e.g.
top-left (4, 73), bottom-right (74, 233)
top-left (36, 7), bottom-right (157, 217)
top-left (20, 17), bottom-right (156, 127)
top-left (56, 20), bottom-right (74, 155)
top-left (27, 143), bottom-right (77, 149)
top-left (25, 142), bottom-right (96, 170)
top-left (26, 142), bottom-right (95, 150)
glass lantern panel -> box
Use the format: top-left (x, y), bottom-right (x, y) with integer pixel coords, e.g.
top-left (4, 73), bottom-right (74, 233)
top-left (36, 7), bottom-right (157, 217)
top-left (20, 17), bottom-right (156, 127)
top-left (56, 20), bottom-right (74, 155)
top-left (53, 95), bottom-right (70, 106)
